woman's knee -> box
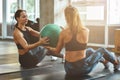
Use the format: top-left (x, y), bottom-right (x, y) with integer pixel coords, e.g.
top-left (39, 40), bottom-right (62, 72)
top-left (98, 47), bottom-right (105, 50)
top-left (86, 48), bottom-right (95, 53)
top-left (86, 48), bottom-right (95, 56)
top-left (97, 47), bottom-right (107, 53)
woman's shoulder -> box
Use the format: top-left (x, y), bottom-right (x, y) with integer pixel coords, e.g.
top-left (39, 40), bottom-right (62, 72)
top-left (13, 28), bottom-right (23, 37)
top-left (13, 30), bottom-right (21, 39)
top-left (13, 28), bottom-right (19, 34)
top-left (82, 27), bottom-right (89, 32)
top-left (26, 26), bottom-right (33, 31)
top-left (61, 28), bottom-right (70, 34)
top-left (26, 26), bottom-right (31, 29)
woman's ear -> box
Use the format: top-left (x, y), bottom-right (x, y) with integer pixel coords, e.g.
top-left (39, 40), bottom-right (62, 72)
top-left (16, 17), bottom-right (19, 22)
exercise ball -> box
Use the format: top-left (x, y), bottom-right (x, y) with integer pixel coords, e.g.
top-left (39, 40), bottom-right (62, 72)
top-left (40, 24), bottom-right (62, 47)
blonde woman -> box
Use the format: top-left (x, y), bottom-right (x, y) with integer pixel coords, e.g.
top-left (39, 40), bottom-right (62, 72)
top-left (46, 5), bottom-right (120, 77)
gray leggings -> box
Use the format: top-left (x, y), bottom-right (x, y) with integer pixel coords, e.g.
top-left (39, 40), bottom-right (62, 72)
top-left (31, 46), bottom-right (48, 62)
top-left (64, 47), bottom-right (117, 76)
top-left (19, 46), bottom-right (48, 68)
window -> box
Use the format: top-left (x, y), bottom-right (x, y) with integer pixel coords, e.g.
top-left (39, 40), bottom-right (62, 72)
top-left (6, 0), bottom-right (17, 36)
top-left (86, 6), bottom-right (104, 20)
top-left (0, 0), bottom-right (2, 36)
top-left (72, 0), bottom-right (120, 25)
top-left (23, 0), bottom-right (35, 21)
top-left (7, 0), bottom-right (17, 23)
top-left (108, 0), bottom-right (120, 24)
top-left (71, 0), bottom-right (105, 25)
top-left (22, 0), bottom-right (40, 21)
top-left (0, 0), bottom-right (2, 23)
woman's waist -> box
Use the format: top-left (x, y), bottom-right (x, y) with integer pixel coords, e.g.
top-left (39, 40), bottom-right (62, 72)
top-left (65, 50), bottom-right (86, 62)
top-left (18, 49), bottom-right (29, 55)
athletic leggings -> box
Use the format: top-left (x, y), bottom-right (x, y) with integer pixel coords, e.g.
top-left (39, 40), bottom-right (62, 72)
top-left (19, 46), bottom-right (47, 69)
top-left (64, 47), bottom-right (117, 76)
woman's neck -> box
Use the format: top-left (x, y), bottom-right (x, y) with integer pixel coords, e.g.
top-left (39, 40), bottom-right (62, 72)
top-left (17, 24), bottom-right (26, 30)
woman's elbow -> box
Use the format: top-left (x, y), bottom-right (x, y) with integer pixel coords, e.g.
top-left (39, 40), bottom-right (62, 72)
top-left (24, 46), bottom-right (30, 51)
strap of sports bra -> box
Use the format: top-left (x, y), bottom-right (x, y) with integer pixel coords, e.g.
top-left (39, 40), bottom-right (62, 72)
top-left (16, 26), bottom-right (28, 32)
top-left (16, 26), bottom-right (23, 32)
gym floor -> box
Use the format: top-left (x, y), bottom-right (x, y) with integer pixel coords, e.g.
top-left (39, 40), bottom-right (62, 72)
top-left (0, 40), bottom-right (120, 80)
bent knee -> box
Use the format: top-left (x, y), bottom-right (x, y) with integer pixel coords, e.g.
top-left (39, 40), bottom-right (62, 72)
top-left (98, 47), bottom-right (106, 51)
top-left (86, 48), bottom-right (95, 52)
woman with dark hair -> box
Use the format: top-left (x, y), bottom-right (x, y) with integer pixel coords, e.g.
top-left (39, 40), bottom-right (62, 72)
top-left (46, 5), bottom-right (120, 77)
top-left (13, 9), bottom-right (52, 69)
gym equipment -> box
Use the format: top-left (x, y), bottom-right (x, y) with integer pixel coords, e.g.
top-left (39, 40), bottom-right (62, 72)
top-left (40, 24), bottom-right (62, 47)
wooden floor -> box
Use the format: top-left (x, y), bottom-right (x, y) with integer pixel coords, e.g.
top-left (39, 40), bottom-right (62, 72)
top-left (0, 40), bottom-right (120, 80)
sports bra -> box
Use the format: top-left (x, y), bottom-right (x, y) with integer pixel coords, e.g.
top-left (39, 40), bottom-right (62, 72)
top-left (16, 44), bottom-right (24, 49)
top-left (65, 34), bottom-right (87, 51)
top-left (15, 26), bottom-right (31, 49)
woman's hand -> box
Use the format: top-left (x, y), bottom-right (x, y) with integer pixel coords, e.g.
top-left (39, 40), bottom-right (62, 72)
top-left (39, 37), bottom-right (49, 45)
top-left (44, 46), bottom-right (52, 50)
top-left (44, 46), bottom-right (63, 58)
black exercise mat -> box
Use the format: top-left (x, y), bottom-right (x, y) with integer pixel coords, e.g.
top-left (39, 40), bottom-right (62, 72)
top-left (0, 62), bottom-right (56, 75)
top-left (0, 62), bottom-right (114, 80)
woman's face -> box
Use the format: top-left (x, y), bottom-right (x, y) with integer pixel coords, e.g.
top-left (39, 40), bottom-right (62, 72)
top-left (17, 11), bottom-right (28, 25)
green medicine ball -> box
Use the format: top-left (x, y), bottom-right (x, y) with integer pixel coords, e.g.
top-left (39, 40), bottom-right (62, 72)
top-left (40, 24), bottom-right (62, 47)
